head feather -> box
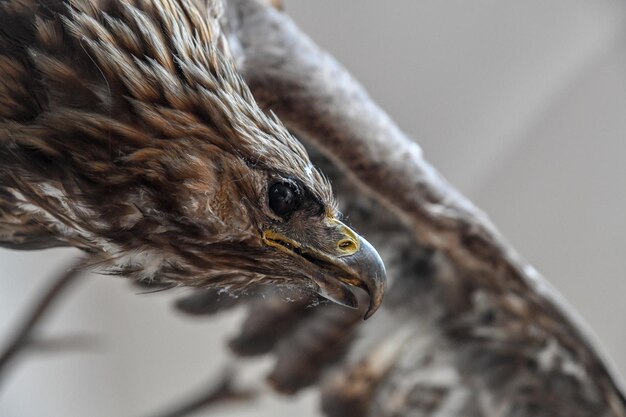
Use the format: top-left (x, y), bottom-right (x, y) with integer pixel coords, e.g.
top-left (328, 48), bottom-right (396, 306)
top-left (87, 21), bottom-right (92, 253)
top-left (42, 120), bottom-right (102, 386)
top-left (0, 0), bottom-right (335, 284)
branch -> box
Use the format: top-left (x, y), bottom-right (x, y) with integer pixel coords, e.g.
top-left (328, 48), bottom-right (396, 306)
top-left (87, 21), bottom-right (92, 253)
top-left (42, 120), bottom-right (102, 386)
top-left (140, 369), bottom-right (257, 417)
top-left (0, 259), bottom-right (83, 383)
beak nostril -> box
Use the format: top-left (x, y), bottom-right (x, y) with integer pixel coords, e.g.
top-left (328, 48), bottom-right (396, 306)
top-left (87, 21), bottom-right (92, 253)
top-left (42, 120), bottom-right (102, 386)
top-left (338, 239), bottom-right (355, 250)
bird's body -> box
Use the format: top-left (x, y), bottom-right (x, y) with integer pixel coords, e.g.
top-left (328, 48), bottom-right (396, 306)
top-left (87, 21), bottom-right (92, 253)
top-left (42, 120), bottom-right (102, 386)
top-left (0, 0), bottom-right (384, 314)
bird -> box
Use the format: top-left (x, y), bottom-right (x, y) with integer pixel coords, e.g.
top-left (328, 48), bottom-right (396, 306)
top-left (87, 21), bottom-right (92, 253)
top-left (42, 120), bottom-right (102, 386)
top-left (0, 0), bottom-right (385, 317)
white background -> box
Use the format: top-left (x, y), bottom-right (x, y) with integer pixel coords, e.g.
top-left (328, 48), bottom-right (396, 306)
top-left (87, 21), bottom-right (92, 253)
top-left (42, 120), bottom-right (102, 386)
top-left (2, 1), bottom-right (626, 416)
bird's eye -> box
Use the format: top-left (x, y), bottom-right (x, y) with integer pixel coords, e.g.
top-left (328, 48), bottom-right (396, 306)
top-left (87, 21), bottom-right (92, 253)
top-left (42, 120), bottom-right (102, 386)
top-left (268, 182), bottom-right (300, 217)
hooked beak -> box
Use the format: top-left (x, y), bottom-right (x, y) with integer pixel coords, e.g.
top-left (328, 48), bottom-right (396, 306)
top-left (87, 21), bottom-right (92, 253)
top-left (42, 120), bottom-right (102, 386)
top-left (263, 219), bottom-right (386, 319)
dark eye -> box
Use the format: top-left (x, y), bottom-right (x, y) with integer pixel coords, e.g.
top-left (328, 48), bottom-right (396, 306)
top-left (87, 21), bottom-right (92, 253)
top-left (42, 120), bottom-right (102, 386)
top-left (268, 182), bottom-right (300, 217)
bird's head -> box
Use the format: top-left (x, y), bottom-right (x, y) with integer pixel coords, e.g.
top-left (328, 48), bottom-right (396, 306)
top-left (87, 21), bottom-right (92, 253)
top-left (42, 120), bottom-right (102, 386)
top-left (0, 0), bottom-right (385, 317)
top-left (225, 167), bottom-right (386, 318)
top-left (245, 146), bottom-right (387, 318)
top-left (147, 96), bottom-right (386, 318)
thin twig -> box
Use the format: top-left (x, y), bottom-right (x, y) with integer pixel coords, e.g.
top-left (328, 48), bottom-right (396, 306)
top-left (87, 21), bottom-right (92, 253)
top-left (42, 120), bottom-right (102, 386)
top-left (142, 369), bottom-right (257, 417)
top-left (0, 259), bottom-right (84, 383)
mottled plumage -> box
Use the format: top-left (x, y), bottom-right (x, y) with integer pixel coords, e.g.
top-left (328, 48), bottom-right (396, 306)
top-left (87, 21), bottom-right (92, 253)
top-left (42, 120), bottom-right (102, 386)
top-left (0, 0), bottom-right (384, 314)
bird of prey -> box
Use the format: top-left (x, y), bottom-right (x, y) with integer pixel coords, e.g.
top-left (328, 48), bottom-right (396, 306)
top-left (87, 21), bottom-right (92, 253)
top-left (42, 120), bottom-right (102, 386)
top-left (0, 0), bottom-right (385, 316)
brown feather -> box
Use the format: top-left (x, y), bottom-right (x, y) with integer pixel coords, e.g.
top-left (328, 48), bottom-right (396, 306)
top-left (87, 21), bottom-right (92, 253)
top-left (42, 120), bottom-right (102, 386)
top-left (0, 0), bottom-right (335, 292)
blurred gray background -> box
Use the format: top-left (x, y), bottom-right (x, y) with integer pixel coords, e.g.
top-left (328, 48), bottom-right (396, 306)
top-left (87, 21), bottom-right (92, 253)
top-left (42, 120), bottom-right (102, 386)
top-left (2, 1), bottom-right (626, 416)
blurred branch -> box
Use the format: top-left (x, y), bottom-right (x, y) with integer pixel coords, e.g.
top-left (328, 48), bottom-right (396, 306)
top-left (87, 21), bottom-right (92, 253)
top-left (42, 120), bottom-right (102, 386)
top-left (0, 259), bottom-right (83, 383)
top-left (141, 369), bottom-right (257, 417)
top-left (25, 333), bottom-right (99, 354)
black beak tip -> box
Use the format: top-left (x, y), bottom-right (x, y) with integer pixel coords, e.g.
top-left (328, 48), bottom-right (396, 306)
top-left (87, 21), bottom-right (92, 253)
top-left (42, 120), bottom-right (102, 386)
top-left (347, 236), bottom-right (386, 320)
top-left (364, 286), bottom-right (384, 320)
